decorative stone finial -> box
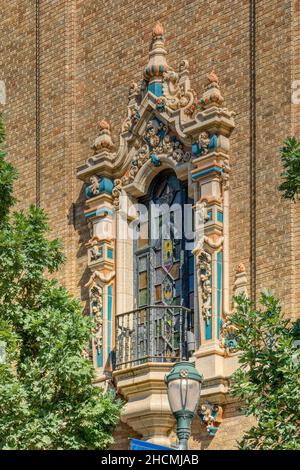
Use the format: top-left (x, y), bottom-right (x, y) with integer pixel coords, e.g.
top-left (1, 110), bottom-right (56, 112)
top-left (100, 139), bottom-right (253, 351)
top-left (152, 21), bottom-right (164, 39)
top-left (233, 263), bottom-right (248, 297)
top-left (207, 69), bottom-right (219, 85)
top-left (236, 262), bottom-right (246, 274)
top-left (92, 119), bottom-right (114, 154)
top-left (99, 119), bottom-right (110, 130)
top-left (141, 23), bottom-right (197, 114)
top-left (198, 404), bottom-right (223, 436)
top-left (85, 175), bottom-right (114, 199)
top-left (144, 22), bottom-right (169, 92)
top-left (199, 69), bottom-right (224, 110)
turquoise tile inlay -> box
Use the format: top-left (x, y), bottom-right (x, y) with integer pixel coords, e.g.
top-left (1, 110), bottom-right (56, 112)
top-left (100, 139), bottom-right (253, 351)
top-left (85, 207), bottom-right (114, 219)
top-left (217, 251), bottom-right (223, 338)
top-left (99, 177), bottom-right (114, 194)
top-left (107, 285), bottom-right (113, 362)
top-left (188, 274), bottom-right (194, 291)
top-left (107, 248), bottom-right (114, 259)
top-left (97, 348), bottom-right (103, 368)
top-left (205, 257), bottom-right (213, 341)
top-left (192, 166), bottom-right (223, 180)
top-left (188, 255), bottom-right (194, 274)
top-left (192, 142), bottom-right (201, 156)
top-left (148, 82), bottom-right (163, 96)
top-left (217, 211), bottom-right (223, 223)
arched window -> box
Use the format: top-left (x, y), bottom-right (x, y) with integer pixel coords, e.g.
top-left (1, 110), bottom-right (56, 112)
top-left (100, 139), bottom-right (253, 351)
top-left (134, 171), bottom-right (194, 311)
top-left (131, 171), bottom-right (194, 361)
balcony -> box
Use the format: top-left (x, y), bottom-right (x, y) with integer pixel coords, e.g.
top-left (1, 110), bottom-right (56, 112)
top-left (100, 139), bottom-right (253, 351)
top-left (115, 305), bottom-right (193, 370)
top-left (113, 305), bottom-right (193, 446)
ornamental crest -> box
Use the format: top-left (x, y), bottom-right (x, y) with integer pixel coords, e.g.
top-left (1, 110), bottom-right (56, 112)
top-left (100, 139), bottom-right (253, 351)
top-left (76, 21), bottom-right (235, 213)
top-left (198, 403), bottom-right (223, 436)
top-left (122, 118), bottom-right (191, 186)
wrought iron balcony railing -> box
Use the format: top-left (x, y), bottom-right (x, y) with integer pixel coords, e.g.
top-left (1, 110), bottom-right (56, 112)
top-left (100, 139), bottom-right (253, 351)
top-left (115, 305), bottom-right (193, 370)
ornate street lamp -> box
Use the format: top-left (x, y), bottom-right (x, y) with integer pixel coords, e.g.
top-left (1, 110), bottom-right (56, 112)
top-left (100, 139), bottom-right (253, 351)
top-left (165, 361), bottom-right (203, 450)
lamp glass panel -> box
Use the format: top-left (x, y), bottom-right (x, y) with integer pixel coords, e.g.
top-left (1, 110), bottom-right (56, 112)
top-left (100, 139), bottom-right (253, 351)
top-left (180, 378), bottom-right (188, 410)
top-left (185, 380), bottom-right (201, 412)
top-left (167, 380), bottom-right (182, 412)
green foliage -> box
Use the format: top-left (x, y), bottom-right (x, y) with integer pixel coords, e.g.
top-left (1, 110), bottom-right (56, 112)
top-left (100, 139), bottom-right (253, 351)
top-left (279, 136), bottom-right (300, 201)
top-left (230, 292), bottom-right (300, 450)
top-left (0, 113), bottom-right (122, 449)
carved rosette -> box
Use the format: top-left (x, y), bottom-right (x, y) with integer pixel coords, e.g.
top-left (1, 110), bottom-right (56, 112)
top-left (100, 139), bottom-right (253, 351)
top-left (122, 118), bottom-right (191, 186)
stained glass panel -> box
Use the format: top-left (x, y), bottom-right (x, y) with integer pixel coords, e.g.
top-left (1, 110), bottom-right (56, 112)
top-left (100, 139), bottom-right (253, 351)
top-left (155, 285), bottom-right (162, 302)
top-left (188, 255), bottom-right (194, 274)
top-left (162, 240), bottom-right (173, 271)
top-left (134, 172), bottom-right (194, 323)
top-left (138, 256), bottom-right (147, 272)
top-left (139, 309), bottom-right (146, 324)
top-left (155, 249), bottom-right (162, 265)
top-left (189, 274), bottom-right (194, 291)
top-left (162, 277), bottom-right (173, 304)
top-left (155, 268), bottom-right (164, 285)
top-left (139, 271), bottom-right (147, 289)
top-left (138, 222), bottom-right (149, 249)
top-left (139, 289), bottom-right (148, 306)
top-left (174, 279), bottom-right (181, 297)
top-left (173, 243), bottom-right (181, 261)
top-left (138, 238), bottom-right (148, 249)
top-left (170, 262), bottom-right (180, 280)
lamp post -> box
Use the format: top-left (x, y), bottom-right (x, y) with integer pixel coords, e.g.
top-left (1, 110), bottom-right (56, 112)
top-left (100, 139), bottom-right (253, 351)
top-left (165, 361), bottom-right (203, 450)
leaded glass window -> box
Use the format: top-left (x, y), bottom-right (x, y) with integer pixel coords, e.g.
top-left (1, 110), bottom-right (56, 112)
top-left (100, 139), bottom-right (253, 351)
top-left (133, 171), bottom-right (194, 316)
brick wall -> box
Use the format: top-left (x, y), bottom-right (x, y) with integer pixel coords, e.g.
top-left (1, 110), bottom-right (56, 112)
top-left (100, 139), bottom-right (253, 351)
top-left (0, 0), bottom-right (36, 207)
top-left (292, 0), bottom-right (300, 318)
top-left (1, 0), bottom-right (298, 449)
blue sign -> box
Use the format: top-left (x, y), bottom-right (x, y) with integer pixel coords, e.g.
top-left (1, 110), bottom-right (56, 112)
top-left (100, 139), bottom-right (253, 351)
top-left (130, 438), bottom-right (173, 451)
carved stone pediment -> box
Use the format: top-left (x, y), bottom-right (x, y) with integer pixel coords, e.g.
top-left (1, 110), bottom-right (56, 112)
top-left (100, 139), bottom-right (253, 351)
top-left (76, 22), bottom-right (235, 207)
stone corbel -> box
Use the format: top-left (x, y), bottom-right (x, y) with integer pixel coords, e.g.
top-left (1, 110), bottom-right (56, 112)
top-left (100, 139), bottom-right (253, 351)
top-left (86, 269), bottom-right (116, 287)
top-left (198, 403), bottom-right (223, 436)
top-left (233, 263), bottom-right (248, 298)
